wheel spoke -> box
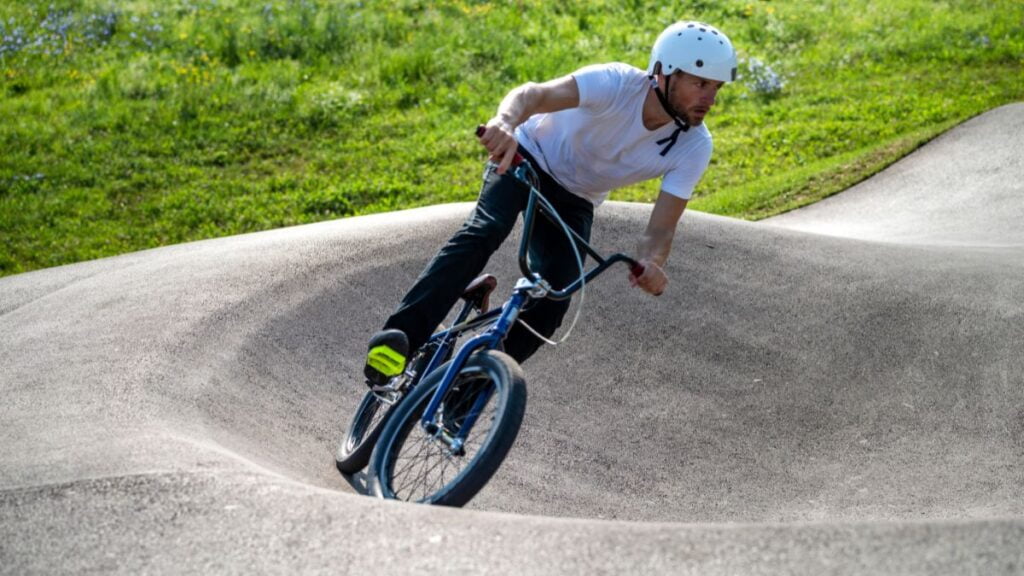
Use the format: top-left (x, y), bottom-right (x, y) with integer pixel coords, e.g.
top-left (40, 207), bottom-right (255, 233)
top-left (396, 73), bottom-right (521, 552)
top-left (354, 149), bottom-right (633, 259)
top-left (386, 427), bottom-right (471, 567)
top-left (393, 415), bottom-right (456, 500)
top-left (399, 444), bottom-right (446, 498)
top-left (391, 433), bottom-right (430, 481)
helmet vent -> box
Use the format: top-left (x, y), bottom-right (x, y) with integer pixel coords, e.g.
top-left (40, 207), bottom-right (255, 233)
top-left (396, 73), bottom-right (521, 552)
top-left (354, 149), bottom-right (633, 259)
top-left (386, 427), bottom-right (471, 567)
top-left (696, 59), bottom-right (704, 67)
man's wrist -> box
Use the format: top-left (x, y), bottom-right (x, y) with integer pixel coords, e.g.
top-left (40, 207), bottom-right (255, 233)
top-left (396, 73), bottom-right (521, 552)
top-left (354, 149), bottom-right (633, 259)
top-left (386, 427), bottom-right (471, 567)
top-left (638, 255), bottom-right (666, 269)
top-left (495, 116), bottom-right (517, 133)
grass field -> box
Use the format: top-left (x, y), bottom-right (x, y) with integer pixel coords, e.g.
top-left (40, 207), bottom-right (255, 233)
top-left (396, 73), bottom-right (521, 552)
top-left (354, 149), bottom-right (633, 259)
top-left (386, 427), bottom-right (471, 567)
top-left (2, 0), bottom-right (1022, 276)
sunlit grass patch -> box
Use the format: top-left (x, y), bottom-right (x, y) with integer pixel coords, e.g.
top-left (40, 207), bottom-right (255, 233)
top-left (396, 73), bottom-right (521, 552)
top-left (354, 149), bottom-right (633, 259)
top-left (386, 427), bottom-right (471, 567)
top-left (1, 0), bottom-right (1023, 275)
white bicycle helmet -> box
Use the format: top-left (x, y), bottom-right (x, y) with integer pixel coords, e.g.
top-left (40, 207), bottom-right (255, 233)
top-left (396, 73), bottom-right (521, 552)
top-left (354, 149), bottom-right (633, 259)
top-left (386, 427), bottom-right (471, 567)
top-left (647, 21), bottom-right (737, 82)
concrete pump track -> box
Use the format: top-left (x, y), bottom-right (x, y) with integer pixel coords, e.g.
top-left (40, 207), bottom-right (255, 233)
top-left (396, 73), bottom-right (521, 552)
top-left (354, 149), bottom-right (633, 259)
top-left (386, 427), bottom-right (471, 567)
top-left (2, 104), bottom-right (1023, 575)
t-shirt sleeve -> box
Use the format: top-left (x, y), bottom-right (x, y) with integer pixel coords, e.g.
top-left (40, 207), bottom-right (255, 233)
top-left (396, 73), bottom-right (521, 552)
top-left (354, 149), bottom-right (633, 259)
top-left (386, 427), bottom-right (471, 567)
top-left (660, 138), bottom-right (713, 200)
top-left (571, 63), bottom-right (626, 117)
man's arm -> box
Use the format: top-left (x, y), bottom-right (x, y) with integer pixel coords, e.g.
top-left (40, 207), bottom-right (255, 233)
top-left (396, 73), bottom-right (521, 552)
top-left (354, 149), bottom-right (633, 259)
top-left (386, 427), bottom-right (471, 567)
top-left (631, 191), bottom-right (688, 296)
top-left (478, 75), bottom-right (580, 174)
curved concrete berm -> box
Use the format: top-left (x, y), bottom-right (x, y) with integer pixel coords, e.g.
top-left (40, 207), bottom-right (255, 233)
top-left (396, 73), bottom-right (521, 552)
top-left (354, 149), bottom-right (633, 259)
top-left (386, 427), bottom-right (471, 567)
top-left (2, 104), bottom-right (1022, 575)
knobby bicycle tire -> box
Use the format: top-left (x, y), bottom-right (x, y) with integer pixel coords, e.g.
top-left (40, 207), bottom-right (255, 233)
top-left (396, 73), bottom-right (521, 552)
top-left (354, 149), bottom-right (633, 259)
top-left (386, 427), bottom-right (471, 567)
top-left (370, 350), bottom-right (526, 507)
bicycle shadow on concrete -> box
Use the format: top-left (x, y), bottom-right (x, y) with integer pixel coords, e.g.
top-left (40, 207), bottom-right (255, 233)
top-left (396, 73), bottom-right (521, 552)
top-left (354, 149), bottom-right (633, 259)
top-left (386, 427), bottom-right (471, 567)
top-left (340, 470), bottom-right (374, 495)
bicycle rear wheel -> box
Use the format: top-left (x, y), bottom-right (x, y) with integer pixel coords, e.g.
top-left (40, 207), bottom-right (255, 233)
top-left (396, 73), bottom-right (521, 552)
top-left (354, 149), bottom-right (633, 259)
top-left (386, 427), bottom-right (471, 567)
top-left (336, 343), bottom-right (451, 474)
top-left (371, 350), bottom-right (526, 507)
top-left (336, 388), bottom-right (402, 474)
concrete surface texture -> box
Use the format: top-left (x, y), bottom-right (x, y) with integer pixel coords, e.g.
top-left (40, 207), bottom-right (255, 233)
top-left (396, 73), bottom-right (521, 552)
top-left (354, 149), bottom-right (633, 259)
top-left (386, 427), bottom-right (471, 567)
top-left (1, 104), bottom-right (1022, 575)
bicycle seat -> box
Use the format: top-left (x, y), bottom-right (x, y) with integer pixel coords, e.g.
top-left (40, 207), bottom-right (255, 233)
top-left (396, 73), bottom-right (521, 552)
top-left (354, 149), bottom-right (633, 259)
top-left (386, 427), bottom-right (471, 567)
top-left (461, 274), bottom-right (498, 313)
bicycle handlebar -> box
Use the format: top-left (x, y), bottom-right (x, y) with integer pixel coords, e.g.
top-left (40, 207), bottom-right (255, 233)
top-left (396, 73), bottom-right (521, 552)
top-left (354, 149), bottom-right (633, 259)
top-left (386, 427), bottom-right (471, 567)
top-left (474, 124), bottom-right (646, 289)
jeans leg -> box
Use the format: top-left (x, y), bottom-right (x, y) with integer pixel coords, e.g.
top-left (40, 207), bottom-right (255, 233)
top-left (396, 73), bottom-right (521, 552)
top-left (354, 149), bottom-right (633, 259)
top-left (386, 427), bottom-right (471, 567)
top-left (384, 166), bottom-right (529, 352)
top-left (502, 191), bottom-right (594, 364)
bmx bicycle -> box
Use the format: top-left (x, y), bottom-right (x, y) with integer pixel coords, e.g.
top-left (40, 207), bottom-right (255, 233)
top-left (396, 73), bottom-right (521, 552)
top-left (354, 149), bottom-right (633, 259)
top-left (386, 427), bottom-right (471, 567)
top-left (336, 126), bottom-right (643, 506)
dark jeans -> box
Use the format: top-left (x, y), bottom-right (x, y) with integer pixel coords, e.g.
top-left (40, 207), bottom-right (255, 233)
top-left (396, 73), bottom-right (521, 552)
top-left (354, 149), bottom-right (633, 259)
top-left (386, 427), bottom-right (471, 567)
top-left (384, 148), bottom-right (594, 364)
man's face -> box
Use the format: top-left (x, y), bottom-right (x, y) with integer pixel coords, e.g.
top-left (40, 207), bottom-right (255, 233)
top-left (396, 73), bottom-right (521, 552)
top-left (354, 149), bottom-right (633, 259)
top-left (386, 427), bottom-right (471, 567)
top-left (666, 71), bottom-right (724, 126)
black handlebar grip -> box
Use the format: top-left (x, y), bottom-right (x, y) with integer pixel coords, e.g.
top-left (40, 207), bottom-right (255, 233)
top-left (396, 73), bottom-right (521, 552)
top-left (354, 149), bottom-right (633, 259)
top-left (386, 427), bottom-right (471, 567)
top-left (476, 125), bottom-right (524, 167)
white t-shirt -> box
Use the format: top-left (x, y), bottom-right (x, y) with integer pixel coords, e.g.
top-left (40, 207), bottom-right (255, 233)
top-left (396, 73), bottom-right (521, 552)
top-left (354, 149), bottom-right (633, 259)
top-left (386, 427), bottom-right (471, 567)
top-left (516, 62), bottom-right (713, 206)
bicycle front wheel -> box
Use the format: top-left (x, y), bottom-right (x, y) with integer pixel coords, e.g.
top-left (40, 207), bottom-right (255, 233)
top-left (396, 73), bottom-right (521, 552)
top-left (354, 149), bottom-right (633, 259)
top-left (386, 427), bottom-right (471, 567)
top-left (371, 350), bottom-right (526, 507)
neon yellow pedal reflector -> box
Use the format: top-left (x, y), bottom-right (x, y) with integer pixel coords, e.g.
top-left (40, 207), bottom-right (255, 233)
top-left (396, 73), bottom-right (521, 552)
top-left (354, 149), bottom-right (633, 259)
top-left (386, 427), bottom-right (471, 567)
top-left (367, 345), bottom-right (407, 377)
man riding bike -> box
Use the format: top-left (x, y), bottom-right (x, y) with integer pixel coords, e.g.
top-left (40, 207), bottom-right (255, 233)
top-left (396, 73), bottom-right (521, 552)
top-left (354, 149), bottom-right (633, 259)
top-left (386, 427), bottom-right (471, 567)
top-left (364, 21), bottom-right (738, 387)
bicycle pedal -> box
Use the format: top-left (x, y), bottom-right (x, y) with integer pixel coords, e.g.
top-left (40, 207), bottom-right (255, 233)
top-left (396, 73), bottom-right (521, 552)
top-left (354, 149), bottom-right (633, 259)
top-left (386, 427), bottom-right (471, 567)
top-left (370, 377), bottom-right (401, 394)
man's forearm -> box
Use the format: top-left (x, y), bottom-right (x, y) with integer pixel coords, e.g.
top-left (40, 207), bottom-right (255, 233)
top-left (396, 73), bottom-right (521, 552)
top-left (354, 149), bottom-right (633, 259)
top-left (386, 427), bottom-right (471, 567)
top-left (636, 228), bottom-right (675, 268)
top-left (637, 192), bottom-right (688, 268)
top-left (494, 75), bottom-right (581, 131)
top-left (496, 83), bottom-right (541, 130)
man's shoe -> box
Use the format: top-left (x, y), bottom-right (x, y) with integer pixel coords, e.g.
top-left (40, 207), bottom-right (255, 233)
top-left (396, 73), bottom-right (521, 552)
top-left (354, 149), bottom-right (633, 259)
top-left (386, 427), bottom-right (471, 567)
top-left (364, 329), bottom-right (409, 388)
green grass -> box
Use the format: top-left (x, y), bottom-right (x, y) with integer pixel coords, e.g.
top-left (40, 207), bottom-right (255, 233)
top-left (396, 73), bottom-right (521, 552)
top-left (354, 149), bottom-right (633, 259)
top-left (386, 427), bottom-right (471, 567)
top-left (2, 0), bottom-right (1022, 276)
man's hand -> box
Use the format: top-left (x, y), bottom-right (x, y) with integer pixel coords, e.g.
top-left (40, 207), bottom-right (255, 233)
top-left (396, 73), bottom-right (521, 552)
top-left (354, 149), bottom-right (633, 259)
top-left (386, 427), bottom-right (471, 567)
top-left (629, 259), bottom-right (667, 296)
top-left (476, 121), bottom-right (520, 174)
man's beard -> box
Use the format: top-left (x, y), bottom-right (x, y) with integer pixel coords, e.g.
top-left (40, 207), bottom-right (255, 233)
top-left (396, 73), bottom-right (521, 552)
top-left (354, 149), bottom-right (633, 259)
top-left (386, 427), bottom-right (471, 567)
top-left (682, 109), bottom-right (704, 126)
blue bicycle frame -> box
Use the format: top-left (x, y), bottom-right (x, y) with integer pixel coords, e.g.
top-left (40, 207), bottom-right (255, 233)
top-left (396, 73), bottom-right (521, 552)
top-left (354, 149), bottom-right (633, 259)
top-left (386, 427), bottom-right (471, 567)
top-left (414, 157), bottom-right (641, 453)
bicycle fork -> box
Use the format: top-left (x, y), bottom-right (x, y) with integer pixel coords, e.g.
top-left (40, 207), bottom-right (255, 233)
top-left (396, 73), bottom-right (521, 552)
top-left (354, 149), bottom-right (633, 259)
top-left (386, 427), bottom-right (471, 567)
top-left (419, 285), bottom-right (535, 455)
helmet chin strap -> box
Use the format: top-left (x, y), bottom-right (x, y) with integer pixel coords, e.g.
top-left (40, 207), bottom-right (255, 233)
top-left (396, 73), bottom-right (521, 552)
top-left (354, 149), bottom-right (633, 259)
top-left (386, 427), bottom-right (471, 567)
top-left (649, 73), bottom-right (690, 157)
